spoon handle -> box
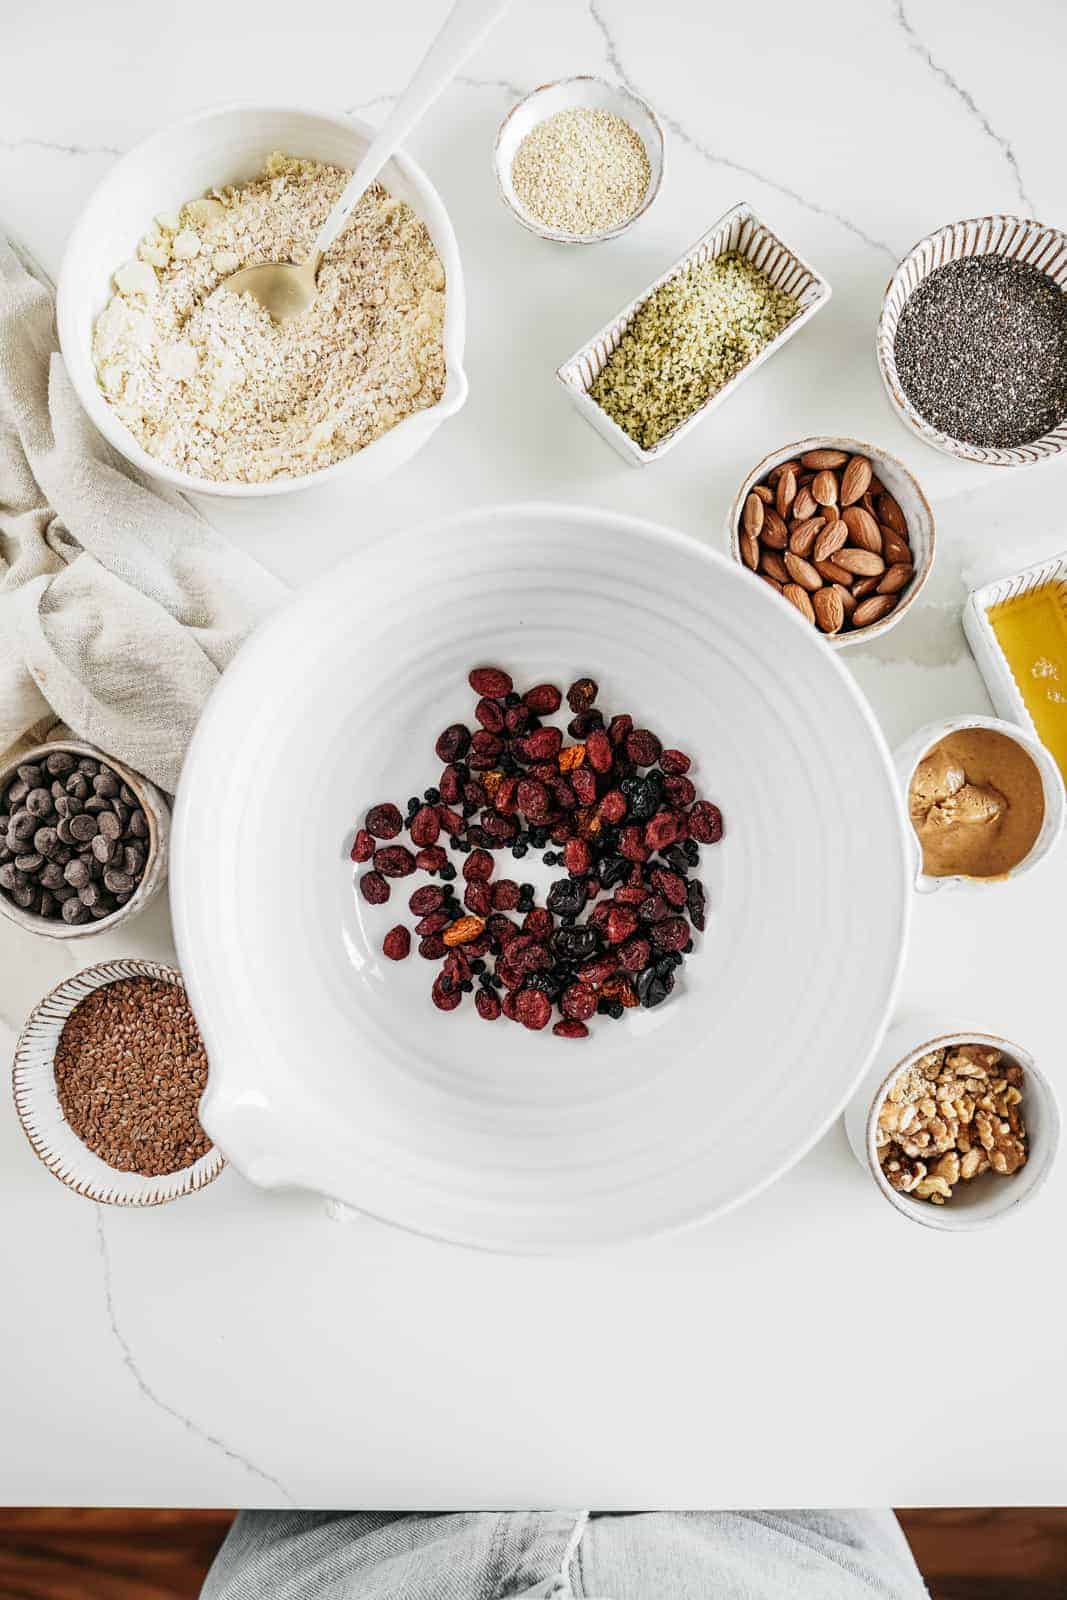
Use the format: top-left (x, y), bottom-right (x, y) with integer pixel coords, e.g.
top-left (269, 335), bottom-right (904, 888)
top-left (313, 0), bottom-right (513, 260)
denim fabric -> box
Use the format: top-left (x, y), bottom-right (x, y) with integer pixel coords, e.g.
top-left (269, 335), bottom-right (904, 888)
top-left (200, 1508), bottom-right (929, 1599)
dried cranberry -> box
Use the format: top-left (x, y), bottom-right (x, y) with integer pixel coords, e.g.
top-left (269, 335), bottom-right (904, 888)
top-left (613, 884), bottom-right (647, 906)
top-left (686, 879), bottom-right (707, 931)
top-left (466, 933), bottom-right (491, 958)
top-left (597, 789), bottom-right (627, 824)
top-left (550, 818), bottom-right (575, 843)
top-left (520, 726), bottom-right (563, 763)
top-left (662, 775), bottom-right (696, 808)
top-left (468, 730), bottom-right (504, 769)
top-left (588, 902), bottom-right (612, 933)
top-left (570, 766), bottom-right (597, 806)
top-left (415, 845), bottom-right (448, 873)
top-left (516, 777), bottom-right (551, 823)
top-left (468, 666), bottom-right (513, 698)
top-left (476, 989), bottom-right (502, 1021)
top-left (494, 776), bottom-right (519, 815)
top-left (688, 801), bottom-right (723, 844)
top-left (552, 1019), bottom-right (589, 1039)
top-left (644, 811), bottom-right (682, 851)
top-left (409, 805), bottom-right (441, 847)
top-left (475, 697), bottom-right (505, 733)
top-left (569, 709), bottom-right (604, 738)
top-left (523, 683), bottom-right (562, 715)
top-left (359, 870), bottom-right (390, 904)
top-left (608, 713), bottom-right (633, 747)
top-left (365, 803), bottom-right (403, 839)
top-left (482, 812), bottom-right (517, 842)
top-left (563, 838), bottom-right (591, 875)
top-left (561, 982), bottom-right (598, 1022)
top-left (566, 677), bottom-right (598, 713)
top-left (436, 806), bottom-right (464, 837)
top-left (585, 729), bottom-right (613, 773)
top-left (462, 848), bottom-right (494, 882)
top-left (619, 937), bottom-right (651, 973)
top-left (651, 916), bottom-right (689, 952)
top-left (432, 972), bottom-right (462, 1010)
top-left (491, 879), bottom-right (520, 911)
top-left (464, 881), bottom-right (492, 917)
top-left (515, 987), bottom-right (552, 1031)
top-left (488, 913), bottom-right (519, 946)
top-left (618, 825), bottom-right (650, 863)
top-left (626, 729), bottom-right (662, 766)
top-left (638, 893), bottom-right (670, 923)
top-left (522, 907), bottom-right (554, 941)
top-left (435, 724), bottom-right (470, 762)
top-left (350, 828), bottom-right (374, 862)
top-left (501, 990), bottom-right (520, 1021)
top-left (505, 703), bottom-right (532, 736)
top-left (443, 949), bottom-right (471, 984)
top-left (606, 906), bottom-right (639, 945)
top-left (415, 909), bottom-right (452, 936)
top-left (651, 868), bottom-right (688, 908)
top-left (438, 764), bottom-right (463, 803)
top-left (659, 749), bottom-right (691, 776)
top-left (382, 925), bottom-right (410, 961)
top-left (373, 845), bottom-right (415, 877)
top-left (579, 952), bottom-right (620, 987)
top-left (463, 779), bottom-right (488, 810)
top-left (409, 885), bottom-right (444, 915)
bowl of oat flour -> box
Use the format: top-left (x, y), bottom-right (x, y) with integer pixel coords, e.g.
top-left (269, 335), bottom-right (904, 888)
top-left (57, 105), bottom-right (468, 496)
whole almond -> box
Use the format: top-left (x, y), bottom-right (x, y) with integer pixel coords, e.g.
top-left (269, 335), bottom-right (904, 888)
top-left (761, 506), bottom-right (789, 549)
top-left (767, 458), bottom-right (800, 483)
top-left (782, 583), bottom-right (816, 624)
top-left (839, 455), bottom-right (872, 505)
top-left (878, 561), bottom-right (914, 595)
top-left (878, 492), bottom-right (907, 534)
top-left (813, 586), bottom-right (845, 635)
top-left (834, 582), bottom-right (857, 615)
top-left (759, 574), bottom-right (784, 594)
top-left (789, 516), bottom-right (824, 558)
top-left (852, 575), bottom-right (881, 599)
top-left (775, 468), bottom-right (797, 517)
top-left (835, 547), bottom-right (885, 577)
top-left (742, 492), bottom-right (764, 539)
top-left (841, 505), bottom-right (882, 554)
top-left (820, 502), bottom-right (839, 528)
top-left (811, 470), bottom-right (838, 508)
top-left (869, 474), bottom-right (885, 495)
top-left (813, 521), bottom-right (849, 563)
top-left (815, 557), bottom-right (853, 585)
top-left (852, 593), bottom-right (897, 628)
top-left (881, 528), bottom-right (911, 565)
top-left (740, 532), bottom-right (759, 570)
top-left (792, 486), bottom-right (818, 521)
top-left (800, 448), bottom-right (848, 469)
top-left (784, 551), bottom-right (823, 592)
top-left (753, 484), bottom-right (774, 504)
top-left (760, 549), bottom-right (791, 584)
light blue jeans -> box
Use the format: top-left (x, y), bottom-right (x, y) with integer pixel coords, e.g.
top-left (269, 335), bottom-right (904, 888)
top-left (201, 1509), bottom-right (929, 1598)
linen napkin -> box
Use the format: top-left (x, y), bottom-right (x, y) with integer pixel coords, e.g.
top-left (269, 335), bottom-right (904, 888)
top-left (0, 233), bottom-right (285, 793)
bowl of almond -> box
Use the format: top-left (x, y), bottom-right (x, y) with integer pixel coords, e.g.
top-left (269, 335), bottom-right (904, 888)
top-left (727, 436), bottom-right (935, 645)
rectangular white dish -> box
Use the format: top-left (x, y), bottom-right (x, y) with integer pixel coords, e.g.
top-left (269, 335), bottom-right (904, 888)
top-left (963, 551), bottom-right (1067, 738)
top-left (555, 201), bottom-right (831, 466)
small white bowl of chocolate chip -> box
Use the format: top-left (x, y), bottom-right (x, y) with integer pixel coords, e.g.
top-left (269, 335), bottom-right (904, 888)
top-left (844, 1019), bottom-right (1060, 1230)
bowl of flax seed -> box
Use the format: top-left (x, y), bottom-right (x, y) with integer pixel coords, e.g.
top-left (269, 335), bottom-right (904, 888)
top-left (13, 959), bottom-right (223, 1205)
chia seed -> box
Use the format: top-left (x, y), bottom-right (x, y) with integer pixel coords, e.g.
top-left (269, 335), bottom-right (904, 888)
top-left (893, 256), bottom-right (1067, 449)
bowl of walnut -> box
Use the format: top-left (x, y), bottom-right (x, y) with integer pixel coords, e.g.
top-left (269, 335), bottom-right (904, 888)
top-left (843, 1020), bottom-right (1060, 1229)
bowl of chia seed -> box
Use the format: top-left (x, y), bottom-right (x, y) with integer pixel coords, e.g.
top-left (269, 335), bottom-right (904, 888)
top-left (877, 215), bottom-right (1067, 467)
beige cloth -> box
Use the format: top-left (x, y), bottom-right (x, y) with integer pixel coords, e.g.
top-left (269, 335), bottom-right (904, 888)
top-left (0, 234), bottom-right (284, 792)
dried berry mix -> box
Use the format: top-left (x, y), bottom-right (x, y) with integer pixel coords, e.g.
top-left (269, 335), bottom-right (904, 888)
top-left (349, 670), bottom-right (724, 1037)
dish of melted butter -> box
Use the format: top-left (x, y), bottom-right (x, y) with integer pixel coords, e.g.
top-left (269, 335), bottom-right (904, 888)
top-left (988, 581), bottom-right (1067, 780)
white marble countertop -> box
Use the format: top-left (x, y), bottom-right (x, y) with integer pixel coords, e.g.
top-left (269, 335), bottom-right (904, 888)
top-left (3, 0), bottom-right (1067, 1507)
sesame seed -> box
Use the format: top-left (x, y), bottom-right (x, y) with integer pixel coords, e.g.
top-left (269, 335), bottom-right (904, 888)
top-left (511, 107), bottom-right (651, 237)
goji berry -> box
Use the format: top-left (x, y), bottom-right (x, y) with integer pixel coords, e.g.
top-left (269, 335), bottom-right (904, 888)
top-left (585, 729), bottom-right (613, 772)
top-left (563, 838), bottom-right (591, 875)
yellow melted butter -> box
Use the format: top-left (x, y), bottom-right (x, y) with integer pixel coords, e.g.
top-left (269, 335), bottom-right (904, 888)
top-left (987, 581), bottom-right (1067, 778)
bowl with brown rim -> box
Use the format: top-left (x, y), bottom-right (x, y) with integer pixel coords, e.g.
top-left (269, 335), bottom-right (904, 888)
top-left (726, 436), bottom-right (935, 648)
top-left (12, 959), bottom-right (224, 1205)
top-left (0, 741), bottom-right (169, 940)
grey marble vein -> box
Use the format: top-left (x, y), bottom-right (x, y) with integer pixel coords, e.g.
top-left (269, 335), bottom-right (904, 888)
top-left (891, 1), bottom-right (1034, 214)
top-left (588, 0), bottom-right (897, 260)
top-left (346, 71), bottom-right (525, 121)
top-left (95, 1208), bottom-right (296, 1505)
top-left (0, 136), bottom-right (122, 157)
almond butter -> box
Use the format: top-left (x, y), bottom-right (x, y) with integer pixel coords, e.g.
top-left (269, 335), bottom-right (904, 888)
top-left (878, 561), bottom-right (914, 594)
top-left (740, 532), bottom-right (759, 570)
top-left (760, 506), bottom-right (789, 549)
top-left (789, 516), bottom-right (824, 558)
top-left (811, 470), bottom-right (838, 508)
top-left (784, 551), bottom-right (823, 591)
top-left (815, 557), bottom-right (853, 585)
top-left (742, 492), bottom-right (764, 539)
top-left (879, 492), bottom-right (907, 534)
top-left (775, 468), bottom-right (797, 517)
top-left (852, 593), bottom-right (897, 627)
top-left (813, 521), bottom-right (849, 563)
top-left (782, 583), bottom-right (816, 624)
top-left (834, 547), bottom-right (885, 577)
top-left (800, 448), bottom-right (848, 469)
top-left (760, 550), bottom-right (791, 583)
top-left (792, 486), bottom-right (818, 521)
top-left (841, 505), bottom-right (882, 554)
top-left (839, 454), bottom-right (872, 505)
top-left (813, 586), bottom-right (845, 635)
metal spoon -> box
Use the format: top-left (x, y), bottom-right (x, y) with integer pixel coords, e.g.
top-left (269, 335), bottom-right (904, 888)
top-left (221, 0), bottom-right (512, 323)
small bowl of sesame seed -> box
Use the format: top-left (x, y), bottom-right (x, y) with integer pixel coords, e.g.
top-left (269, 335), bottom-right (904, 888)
top-left (494, 75), bottom-right (664, 245)
top-left (12, 959), bottom-right (224, 1205)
